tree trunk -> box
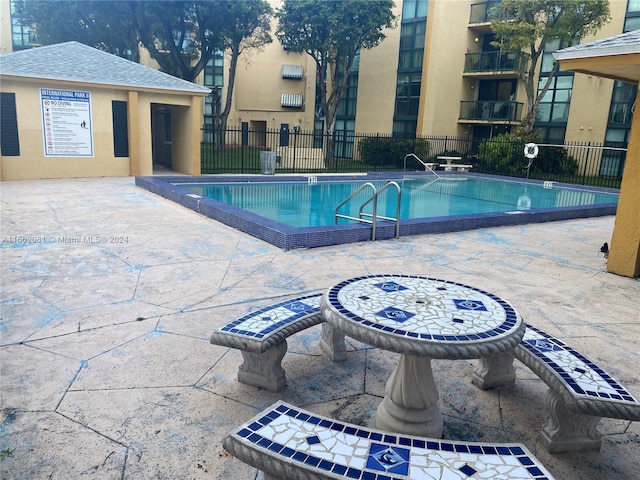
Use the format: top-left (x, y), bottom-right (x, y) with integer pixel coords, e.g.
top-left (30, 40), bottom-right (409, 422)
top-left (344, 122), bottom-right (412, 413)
top-left (520, 60), bottom-right (558, 135)
top-left (216, 43), bottom-right (241, 155)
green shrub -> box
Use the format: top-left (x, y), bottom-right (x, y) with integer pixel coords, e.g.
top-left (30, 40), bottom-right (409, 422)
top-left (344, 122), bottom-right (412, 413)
top-left (531, 146), bottom-right (578, 175)
top-left (477, 133), bottom-right (524, 174)
top-left (477, 132), bottom-right (578, 176)
top-left (358, 137), bottom-right (430, 168)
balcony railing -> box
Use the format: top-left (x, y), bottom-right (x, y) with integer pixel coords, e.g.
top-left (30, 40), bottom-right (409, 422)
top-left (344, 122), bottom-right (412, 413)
top-left (464, 51), bottom-right (521, 74)
top-left (459, 100), bottom-right (523, 122)
top-left (469, 0), bottom-right (502, 23)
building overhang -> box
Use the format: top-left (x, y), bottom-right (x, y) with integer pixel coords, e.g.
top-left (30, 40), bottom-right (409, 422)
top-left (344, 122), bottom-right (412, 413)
top-left (554, 53), bottom-right (640, 84)
top-left (553, 30), bottom-right (640, 84)
top-left (0, 74), bottom-right (211, 97)
top-left (553, 30), bottom-right (640, 278)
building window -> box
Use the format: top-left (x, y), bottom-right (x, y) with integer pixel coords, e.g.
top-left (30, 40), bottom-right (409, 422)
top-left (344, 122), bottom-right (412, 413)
top-left (337, 74), bottom-right (359, 118)
top-left (332, 52), bottom-right (359, 157)
top-left (393, 1), bottom-right (427, 137)
top-left (0, 93), bottom-right (20, 156)
top-left (334, 119), bottom-right (355, 158)
top-left (10, 0), bottom-right (36, 50)
top-left (601, 0), bottom-right (638, 177)
top-left (536, 75), bottom-right (573, 123)
top-left (534, 39), bottom-right (573, 142)
top-left (393, 119), bottom-right (417, 138)
top-left (609, 81), bottom-right (636, 125)
top-left (313, 119), bottom-right (324, 149)
top-left (313, 75), bottom-right (324, 148)
top-left (625, 0), bottom-right (640, 30)
top-left (534, 126), bottom-right (566, 144)
top-left (395, 72), bottom-right (422, 117)
top-left (398, 21), bottom-right (425, 70)
top-left (112, 101), bottom-right (129, 157)
top-left (203, 52), bottom-right (224, 129)
top-left (600, 127), bottom-right (629, 177)
top-left (402, 0), bottom-right (428, 20)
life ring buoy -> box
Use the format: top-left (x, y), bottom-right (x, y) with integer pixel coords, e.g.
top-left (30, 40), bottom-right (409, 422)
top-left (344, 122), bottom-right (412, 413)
top-left (524, 143), bottom-right (539, 159)
top-left (517, 195), bottom-right (531, 210)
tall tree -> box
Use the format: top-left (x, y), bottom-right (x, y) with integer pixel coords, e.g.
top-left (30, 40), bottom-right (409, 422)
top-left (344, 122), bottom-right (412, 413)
top-left (216, 0), bottom-right (273, 142)
top-left (126, 1), bottom-right (231, 83)
top-left (490, 0), bottom-right (610, 134)
top-left (15, 0), bottom-right (139, 61)
top-left (275, 0), bottom-right (395, 162)
top-left (15, 0), bottom-right (273, 86)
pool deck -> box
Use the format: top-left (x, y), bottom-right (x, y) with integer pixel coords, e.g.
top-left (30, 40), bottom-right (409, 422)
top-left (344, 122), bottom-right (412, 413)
top-left (1, 176), bottom-right (638, 479)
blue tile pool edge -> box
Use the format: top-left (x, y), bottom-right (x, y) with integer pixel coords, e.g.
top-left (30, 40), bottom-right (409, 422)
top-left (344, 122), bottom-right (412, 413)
top-left (135, 173), bottom-right (617, 250)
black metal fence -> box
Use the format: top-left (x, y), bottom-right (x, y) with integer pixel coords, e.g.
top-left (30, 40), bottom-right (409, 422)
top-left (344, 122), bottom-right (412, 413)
top-left (200, 126), bottom-right (624, 189)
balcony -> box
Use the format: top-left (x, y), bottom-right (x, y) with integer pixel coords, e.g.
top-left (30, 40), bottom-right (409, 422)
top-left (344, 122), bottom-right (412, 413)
top-left (464, 51), bottom-right (521, 77)
top-left (459, 100), bottom-right (523, 124)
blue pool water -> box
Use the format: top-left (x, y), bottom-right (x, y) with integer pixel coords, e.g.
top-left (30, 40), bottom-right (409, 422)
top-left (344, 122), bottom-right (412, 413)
top-left (135, 173), bottom-right (618, 249)
top-left (183, 176), bottom-right (618, 228)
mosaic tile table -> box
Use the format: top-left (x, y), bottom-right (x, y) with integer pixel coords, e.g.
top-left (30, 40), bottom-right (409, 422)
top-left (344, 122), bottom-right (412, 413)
top-left (320, 274), bottom-right (525, 438)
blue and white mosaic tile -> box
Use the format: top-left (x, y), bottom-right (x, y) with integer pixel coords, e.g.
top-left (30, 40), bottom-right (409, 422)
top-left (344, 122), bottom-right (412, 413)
top-left (521, 325), bottom-right (638, 403)
top-left (326, 275), bottom-right (519, 342)
top-left (220, 293), bottom-right (321, 339)
top-left (231, 401), bottom-right (554, 479)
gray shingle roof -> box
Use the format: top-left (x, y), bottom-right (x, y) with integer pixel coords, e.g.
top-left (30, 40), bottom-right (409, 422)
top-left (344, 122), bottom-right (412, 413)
top-left (0, 41), bottom-right (211, 95)
top-left (554, 29), bottom-right (640, 60)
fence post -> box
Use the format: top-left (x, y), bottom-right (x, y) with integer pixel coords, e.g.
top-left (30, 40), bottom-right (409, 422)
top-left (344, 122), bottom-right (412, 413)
top-left (581, 142), bottom-right (590, 184)
top-left (241, 134), bottom-right (245, 174)
top-left (212, 126), bottom-right (218, 173)
top-left (293, 126), bottom-right (298, 172)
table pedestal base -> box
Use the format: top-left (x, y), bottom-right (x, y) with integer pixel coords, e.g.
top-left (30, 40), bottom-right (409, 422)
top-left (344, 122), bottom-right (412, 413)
top-left (375, 355), bottom-right (444, 438)
top-left (471, 351), bottom-right (516, 390)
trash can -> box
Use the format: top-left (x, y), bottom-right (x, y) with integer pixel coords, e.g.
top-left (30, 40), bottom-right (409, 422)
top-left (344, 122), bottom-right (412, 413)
top-left (260, 151), bottom-right (276, 175)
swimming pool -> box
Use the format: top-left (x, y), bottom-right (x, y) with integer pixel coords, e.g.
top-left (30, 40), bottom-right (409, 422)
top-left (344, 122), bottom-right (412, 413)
top-left (136, 173), bottom-right (618, 249)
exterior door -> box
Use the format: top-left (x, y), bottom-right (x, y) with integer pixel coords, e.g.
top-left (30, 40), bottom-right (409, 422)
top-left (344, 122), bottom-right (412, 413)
top-left (151, 105), bottom-right (172, 168)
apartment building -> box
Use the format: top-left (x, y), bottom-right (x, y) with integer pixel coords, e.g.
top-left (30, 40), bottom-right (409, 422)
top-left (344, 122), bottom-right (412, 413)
top-left (2, 1), bottom-right (637, 168)
top-left (201, 0), bottom-right (635, 178)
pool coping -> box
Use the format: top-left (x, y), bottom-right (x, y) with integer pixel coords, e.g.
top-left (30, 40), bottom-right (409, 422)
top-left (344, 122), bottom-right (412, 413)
top-left (135, 172), bottom-right (618, 250)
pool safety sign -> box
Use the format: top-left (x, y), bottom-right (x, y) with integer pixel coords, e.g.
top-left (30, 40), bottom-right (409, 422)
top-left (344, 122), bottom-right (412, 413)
top-left (41, 89), bottom-right (94, 157)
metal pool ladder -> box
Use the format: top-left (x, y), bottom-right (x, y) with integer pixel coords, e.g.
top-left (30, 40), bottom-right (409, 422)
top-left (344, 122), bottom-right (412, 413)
top-left (403, 153), bottom-right (440, 178)
top-left (334, 181), bottom-right (401, 241)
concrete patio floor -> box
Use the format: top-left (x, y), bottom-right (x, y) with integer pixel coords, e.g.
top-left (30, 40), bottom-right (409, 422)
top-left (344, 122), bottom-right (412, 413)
top-left (1, 176), bottom-right (638, 480)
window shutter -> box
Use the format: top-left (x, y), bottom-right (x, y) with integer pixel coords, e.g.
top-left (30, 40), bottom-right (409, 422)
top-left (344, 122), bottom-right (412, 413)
top-left (112, 101), bottom-right (129, 157)
top-left (0, 93), bottom-right (20, 156)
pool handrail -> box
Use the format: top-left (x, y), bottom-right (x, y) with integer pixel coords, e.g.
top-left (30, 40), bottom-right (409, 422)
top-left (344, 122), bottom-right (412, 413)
top-left (359, 181), bottom-right (401, 240)
top-left (334, 182), bottom-right (376, 229)
top-left (335, 181), bottom-right (401, 241)
top-left (404, 153), bottom-right (441, 178)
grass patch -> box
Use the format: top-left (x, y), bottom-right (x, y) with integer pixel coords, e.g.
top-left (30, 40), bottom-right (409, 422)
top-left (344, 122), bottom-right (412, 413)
top-left (1, 447), bottom-right (15, 460)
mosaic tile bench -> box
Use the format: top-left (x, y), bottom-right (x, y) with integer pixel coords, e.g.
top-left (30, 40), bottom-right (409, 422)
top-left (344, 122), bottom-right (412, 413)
top-left (223, 400), bottom-right (556, 480)
top-left (209, 293), bottom-right (346, 392)
top-left (473, 324), bottom-right (640, 453)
